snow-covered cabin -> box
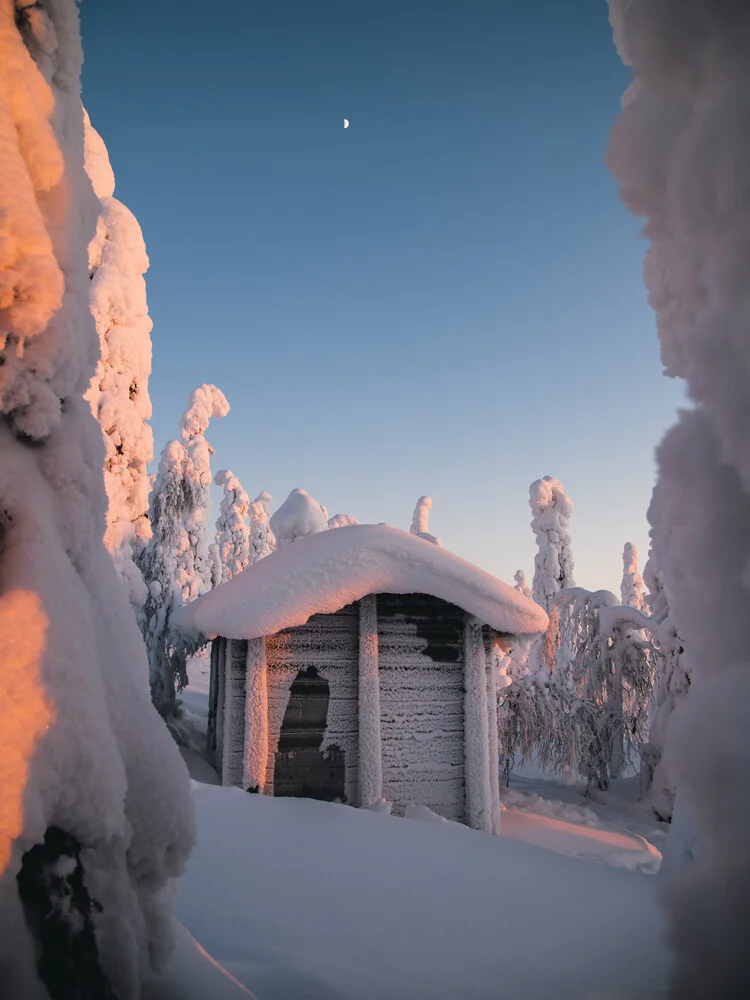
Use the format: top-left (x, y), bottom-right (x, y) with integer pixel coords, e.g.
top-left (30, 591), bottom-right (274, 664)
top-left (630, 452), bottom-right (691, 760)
top-left (175, 525), bottom-right (547, 833)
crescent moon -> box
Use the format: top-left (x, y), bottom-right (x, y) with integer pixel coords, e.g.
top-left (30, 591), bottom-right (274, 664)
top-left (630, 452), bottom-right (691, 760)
top-left (344, 118), bottom-right (349, 128)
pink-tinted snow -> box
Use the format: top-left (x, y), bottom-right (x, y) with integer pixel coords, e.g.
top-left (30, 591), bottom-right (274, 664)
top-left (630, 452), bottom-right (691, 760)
top-left (174, 523), bottom-right (549, 640)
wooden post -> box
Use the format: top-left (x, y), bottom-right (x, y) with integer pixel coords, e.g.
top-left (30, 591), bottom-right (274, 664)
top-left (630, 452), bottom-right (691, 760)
top-left (484, 631), bottom-right (502, 835)
top-left (463, 618), bottom-right (493, 832)
top-left (221, 639), bottom-right (248, 787)
top-left (358, 594), bottom-right (383, 806)
top-left (243, 637), bottom-right (269, 793)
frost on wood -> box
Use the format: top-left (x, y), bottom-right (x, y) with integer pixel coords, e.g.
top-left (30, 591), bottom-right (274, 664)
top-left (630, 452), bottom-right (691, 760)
top-left (357, 594), bottom-right (382, 807)
top-left (410, 495), bottom-right (441, 546)
top-left (139, 384), bottom-right (229, 717)
top-left (608, 0), bottom-right (750, 991)
top-left (620, 543), bottom-right (645, 610)
top-left (214, 470), bottom-right (251, 582)
top-left (83, 111), bottom-right (154, 609)
top-left (0, 6), bottom-right (194, 998)
top-left (269, 488), bottom-right (328, 548)
top-left (529, 477), bottom-right (575, 611)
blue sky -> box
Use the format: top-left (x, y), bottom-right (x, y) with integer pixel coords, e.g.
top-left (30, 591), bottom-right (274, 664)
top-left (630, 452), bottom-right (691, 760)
top-left (81, 0), bottom-right (684, 594)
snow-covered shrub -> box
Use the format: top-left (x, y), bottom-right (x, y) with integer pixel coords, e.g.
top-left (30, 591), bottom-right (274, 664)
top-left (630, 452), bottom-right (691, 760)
top-left (608, 2), bottom-right (750, 985)
top-left (620, 543), bottom-right (645, 610)
top-left (409, 495), bottom-right (441, 545)
top-left (0, 7), bottom-right (194, 996)
top-left (270, 488), bottom-right (328, 547)
top-left (214, 469), bottom-right (251, 581)
top-left (83, 111), bottom-right (154, 610)
top-left (139, 384), bottom-right (229, 717)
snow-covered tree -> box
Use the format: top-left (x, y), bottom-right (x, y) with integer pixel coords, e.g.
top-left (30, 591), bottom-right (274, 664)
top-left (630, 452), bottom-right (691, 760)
top-left (82, 111), bottom-right (154, 610)
top-left (139, 384), bottom-right (229, 717)
top-left (529, 476), bottom-right (575, 611)
top-left (620, 542), bottom-right (645, 610)
top-left (0, 8), bottom-right (194, 996)
top-left (248, 490), bottom-right (275, 563)
top-left (636, 550), bottom-right (689, 821)
top-left (608, 3), bottom-right (750, 987)
top-left (270, 488), bottom-right (328, 547)
top-left (500, 587), bottom-right (657, 792)
top-left (410, 495), bottom-right (441, 545)
top-left (214, 469), bottom-right (250, 581)
top-left (513, 570), bottom-right (532, 599)
top-left (328, 512), bottom-right (361, 528)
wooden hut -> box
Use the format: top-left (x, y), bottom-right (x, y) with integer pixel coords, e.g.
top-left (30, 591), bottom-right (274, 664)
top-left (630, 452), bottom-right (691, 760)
top-left (175, 525), bottom-right (547, 833)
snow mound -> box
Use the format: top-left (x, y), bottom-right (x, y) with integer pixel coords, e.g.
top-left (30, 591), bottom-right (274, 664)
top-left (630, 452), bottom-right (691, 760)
top-left (269, 488), bottom-right (327, 547)
top-left (174, 523), bottom-right (549, 640)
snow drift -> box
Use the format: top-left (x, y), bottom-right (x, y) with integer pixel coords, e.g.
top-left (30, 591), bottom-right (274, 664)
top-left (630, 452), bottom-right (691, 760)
top-left (174, 523), bottom-right (549, 641)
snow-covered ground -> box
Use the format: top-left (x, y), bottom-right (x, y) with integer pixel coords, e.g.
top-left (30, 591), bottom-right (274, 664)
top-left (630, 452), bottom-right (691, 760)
top-left (153, 663), bottom-right (671, 1000)
top-left (147, 783), bottom-right (670, 1000)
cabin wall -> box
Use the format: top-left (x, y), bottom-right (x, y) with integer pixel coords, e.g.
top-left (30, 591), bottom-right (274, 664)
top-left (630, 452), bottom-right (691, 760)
top-left (265, 603), bottom-right (359, 802)
top-left (376, 594), bottom-right (466, 821)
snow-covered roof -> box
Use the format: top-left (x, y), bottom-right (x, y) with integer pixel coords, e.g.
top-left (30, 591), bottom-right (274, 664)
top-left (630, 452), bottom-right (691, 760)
top-left (174, 524), bottom-right (548, 640)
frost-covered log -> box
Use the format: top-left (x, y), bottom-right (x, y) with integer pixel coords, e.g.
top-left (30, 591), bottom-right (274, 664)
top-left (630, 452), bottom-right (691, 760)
top-left (214, 469), bottom-right (251, 581)
top-left (410, 495), bottom-right (441, 546)
top-left (83, 112), bottom-right (154, 610)
top-left (463, 619), bottom-right (493, 833)
top-left (242, 637), bottom-right (268, 793)
top-left (357, 594), bottom-right (383, 807)
top-left (270, 488), bottom-right (328, 547)
top-left (0, 4), bottom-right (194, 997)
top-left (608, 1), bottom-right (750, 990)
top-left (139, 384), bottom-right (229, 716)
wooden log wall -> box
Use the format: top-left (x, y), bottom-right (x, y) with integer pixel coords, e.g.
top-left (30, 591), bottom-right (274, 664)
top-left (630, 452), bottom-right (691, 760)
top-left (265, 603), bottom-right (359, 802)
top-left (376, 594), bottom-right (466, 821)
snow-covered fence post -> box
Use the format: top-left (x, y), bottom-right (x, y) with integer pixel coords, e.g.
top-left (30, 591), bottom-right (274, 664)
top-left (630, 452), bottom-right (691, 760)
top-left (358, 594), bottom-right (383, 806)
top-left (243, 637), bottom-right (269, 793)
top-left (485, 632), bottom-right (502, 834)
top-left (463, 618), bottom-right (493, 833)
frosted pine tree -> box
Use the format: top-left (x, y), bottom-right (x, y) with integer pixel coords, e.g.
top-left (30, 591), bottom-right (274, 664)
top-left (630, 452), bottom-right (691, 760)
top-left (513, 570), bottom-right (532, 599)
top-left (83, 111), bottom-right (154, 610)
top-left (248, 490), bottom-right (276, 563)
top-left (621, 542), bottom-right (645, 610)
top-left (139, 384), bottom-right (229, 716)
top-left (410, 495), bottom-right (441, 545)
top-left (214, 469), bottom-right (250, 581)
top-left (0, 7), bottom-right (194, 996)
top-left (529, 476), bottom-right (575, 611)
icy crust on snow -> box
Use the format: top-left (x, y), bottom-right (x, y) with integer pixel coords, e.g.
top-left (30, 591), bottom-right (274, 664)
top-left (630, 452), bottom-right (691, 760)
top-left (175, 524), bottom-right (548, 641)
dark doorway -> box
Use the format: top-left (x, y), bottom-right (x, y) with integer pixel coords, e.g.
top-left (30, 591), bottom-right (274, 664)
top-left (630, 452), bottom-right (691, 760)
top-left (274, 666), bottom-right (346, 801)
